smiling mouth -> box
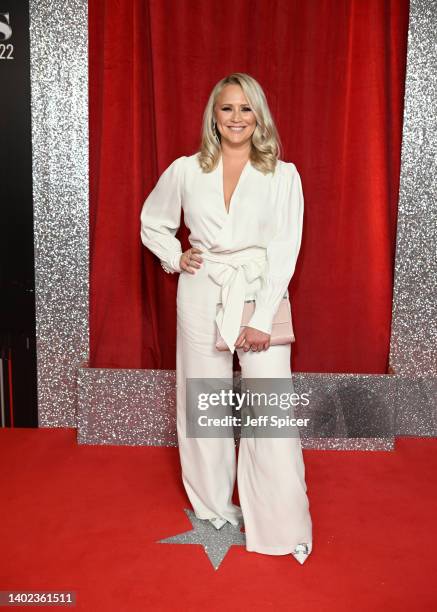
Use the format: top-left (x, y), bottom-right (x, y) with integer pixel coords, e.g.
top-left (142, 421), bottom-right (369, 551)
top-left (227, 126), bottom-right (246, 131)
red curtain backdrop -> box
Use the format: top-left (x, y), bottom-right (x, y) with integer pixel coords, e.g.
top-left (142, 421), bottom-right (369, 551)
top-left (89, 0), bottom-right (409, 374)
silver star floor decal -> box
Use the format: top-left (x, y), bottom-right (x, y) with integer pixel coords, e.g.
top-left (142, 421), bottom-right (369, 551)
top-left (158, 508), bottom-right (246, 569)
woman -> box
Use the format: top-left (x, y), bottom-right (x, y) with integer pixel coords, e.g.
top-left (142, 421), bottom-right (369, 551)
top-left (140, 73), bottom-right (312, 564)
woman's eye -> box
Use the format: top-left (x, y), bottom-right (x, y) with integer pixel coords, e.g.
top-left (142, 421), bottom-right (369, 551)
top-left (221, 107), bottom-right (252, 111)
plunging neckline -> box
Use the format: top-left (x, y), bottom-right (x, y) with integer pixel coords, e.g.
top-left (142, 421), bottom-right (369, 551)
top-left (219, 154), bottom-right (250, 216)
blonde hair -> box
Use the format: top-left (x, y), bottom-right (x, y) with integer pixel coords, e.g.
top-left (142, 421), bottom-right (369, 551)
top-left (197, 73), bottom-right (282, 175)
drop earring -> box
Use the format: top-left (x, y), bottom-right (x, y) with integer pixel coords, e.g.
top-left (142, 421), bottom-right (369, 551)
top-left (212, 119), bottom-right (220, 143)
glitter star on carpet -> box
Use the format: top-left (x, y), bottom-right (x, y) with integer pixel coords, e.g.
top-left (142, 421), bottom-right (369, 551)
top-left (157, 508), bottom-right (246, 570)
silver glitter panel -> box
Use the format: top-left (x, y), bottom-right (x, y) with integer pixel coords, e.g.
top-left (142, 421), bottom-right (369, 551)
top-left (77, 366), bottom-right (406, 450)
top-left (29, 0), bottom-right (89, 426)
top-left (390, 375), bottom-right (437, 436)
top-left (389, 0), bottom-right (437, 376)
top-left (77, 368), bottom-right (177, 445)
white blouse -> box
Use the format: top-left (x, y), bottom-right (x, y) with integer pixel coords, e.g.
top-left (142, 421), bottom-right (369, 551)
top-left (140, 152), bottom-right (304, 347)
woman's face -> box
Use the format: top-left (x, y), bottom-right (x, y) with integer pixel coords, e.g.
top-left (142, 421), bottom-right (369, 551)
top-left (214, 84), bottom-right (257, 148)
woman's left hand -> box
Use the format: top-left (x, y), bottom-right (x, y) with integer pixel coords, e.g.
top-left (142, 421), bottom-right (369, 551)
top-left (234, 327), bottom-right (270, 352)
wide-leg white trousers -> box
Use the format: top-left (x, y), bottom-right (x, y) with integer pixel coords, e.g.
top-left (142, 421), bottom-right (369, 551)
top-left (176, 259), bottom-right (312, 555)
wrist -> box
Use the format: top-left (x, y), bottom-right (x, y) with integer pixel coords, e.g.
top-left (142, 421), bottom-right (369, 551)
top-left (160, 251), bottom-right (182, 274)
top-left (246, 306), bottom-right (274, 335)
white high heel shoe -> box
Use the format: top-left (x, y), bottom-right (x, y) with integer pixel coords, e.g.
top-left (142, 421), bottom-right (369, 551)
top-left (208, 517), bottom-right (227, 530)
top-left (291, 543), bottom-right (311, 565)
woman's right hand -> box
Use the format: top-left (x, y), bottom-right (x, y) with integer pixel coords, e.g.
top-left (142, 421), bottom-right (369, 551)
top-left (180, 247), bottom-right (203, 274)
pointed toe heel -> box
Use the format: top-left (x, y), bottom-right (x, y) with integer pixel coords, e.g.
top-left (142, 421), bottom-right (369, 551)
top-left (209, 517), bottom-right (227, 530)
top-left (291, 543), bottom-right (311, 565)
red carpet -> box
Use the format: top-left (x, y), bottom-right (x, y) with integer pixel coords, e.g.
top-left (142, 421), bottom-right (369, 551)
top-left (1, 429), bottom-right (436, 611)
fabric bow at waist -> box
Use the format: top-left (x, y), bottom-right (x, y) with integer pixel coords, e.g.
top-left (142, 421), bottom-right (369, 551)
top-left (201, 249), bottom-right (268, 353)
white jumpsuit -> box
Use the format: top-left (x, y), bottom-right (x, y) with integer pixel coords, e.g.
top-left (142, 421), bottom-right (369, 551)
top-left (140, 152), bottom-right (312, 555)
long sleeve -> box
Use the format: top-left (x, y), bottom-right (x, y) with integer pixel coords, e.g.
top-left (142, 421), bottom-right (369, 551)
top-left (140, 156), bottom-right (186, 273)
top-left (247, 162), bottom-right (304, 334)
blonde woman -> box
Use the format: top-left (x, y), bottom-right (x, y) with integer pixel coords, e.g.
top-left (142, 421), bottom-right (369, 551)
top-left (140, 73), bottom-right (312, 564)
